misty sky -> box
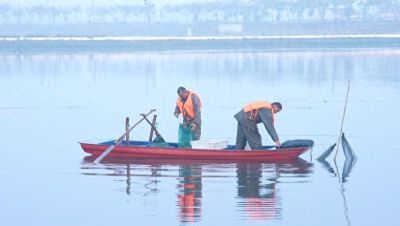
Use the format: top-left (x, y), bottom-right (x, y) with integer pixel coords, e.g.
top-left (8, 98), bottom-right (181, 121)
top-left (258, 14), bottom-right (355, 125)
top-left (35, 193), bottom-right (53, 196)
top-left (0, 0), bottom-right (214, 7)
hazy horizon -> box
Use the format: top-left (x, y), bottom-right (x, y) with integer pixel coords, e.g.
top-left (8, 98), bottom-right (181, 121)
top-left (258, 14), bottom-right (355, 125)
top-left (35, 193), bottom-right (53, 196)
top-left (0, 0), bottom-right (398, 37)
top-left (0, 0), bottom-right (212, 7)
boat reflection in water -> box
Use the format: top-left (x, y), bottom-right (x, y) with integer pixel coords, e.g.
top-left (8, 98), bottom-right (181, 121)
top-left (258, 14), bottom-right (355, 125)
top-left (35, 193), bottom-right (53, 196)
top-left (81, 156), bottom-right (313, 223)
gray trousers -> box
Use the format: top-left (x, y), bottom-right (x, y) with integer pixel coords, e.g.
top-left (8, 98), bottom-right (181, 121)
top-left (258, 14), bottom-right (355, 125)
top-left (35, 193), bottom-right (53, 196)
top-left (235, 122), bottom-right (262, 150)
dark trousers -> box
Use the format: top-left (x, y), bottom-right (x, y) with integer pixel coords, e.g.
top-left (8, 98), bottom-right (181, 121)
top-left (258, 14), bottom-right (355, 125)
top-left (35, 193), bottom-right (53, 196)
top-left (235, 122), bottom-right (262, 150)
top-left (182, 119), bottom-right (201, 141)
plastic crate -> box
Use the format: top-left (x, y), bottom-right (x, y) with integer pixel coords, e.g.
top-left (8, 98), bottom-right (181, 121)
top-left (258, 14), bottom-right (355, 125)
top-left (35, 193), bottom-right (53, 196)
top-left (191, 139), bottom-right (229, 150)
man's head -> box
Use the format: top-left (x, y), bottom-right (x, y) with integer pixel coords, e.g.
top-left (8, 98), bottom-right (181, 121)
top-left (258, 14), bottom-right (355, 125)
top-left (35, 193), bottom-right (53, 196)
top-left (177, 86), bottom-right (189, 100)
top-left (271, 102), bottom-right (282, 114)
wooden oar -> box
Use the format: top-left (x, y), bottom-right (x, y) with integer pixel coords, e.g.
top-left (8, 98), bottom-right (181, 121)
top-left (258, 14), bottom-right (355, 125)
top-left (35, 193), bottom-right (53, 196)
top-left (93, 109), bottom-right (156, 163)
top-left (140, 113), bottom-right (166, 142)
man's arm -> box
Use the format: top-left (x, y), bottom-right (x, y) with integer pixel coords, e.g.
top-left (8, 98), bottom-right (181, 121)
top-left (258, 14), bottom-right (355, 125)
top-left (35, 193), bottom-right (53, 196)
top-left (191, 94), bottom-right (201, 126)
top-left (174, 105), bottom-right (181, 118)
top-left (258, 108), bottom-right (280, 145)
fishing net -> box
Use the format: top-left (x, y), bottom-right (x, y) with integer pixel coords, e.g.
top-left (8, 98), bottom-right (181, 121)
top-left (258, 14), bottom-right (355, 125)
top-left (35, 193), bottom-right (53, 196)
top-left (341, 133), bottom-right (357, 183)
top-left (342, 157), bottom-right (357, 183)
top-left (178, 123), bottom-right (194, 149)
top-left (316, 143), bottom-right (336, 161)
top-left (150, 134), bottom-right (172, 148)
top-left (279, 139), bottom-right (314, 148)
top-left (317, 158), bottom-right (337, 176)
top-left (342, 133), bottom-right (356, 160)
top-left (315, 133), bottom-right (357, 182)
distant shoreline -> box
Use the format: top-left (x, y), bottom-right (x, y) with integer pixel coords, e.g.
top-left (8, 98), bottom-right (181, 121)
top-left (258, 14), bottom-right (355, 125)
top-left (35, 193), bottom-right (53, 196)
top-left (1, 35), bottom-right (400, 54)
top-left (2, 34), bottom-right (400, 41)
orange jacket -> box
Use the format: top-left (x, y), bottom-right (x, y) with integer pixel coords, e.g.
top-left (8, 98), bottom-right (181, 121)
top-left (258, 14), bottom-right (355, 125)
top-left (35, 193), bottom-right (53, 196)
top-left (243, 101), bottom-right (275, 124)
top-left (176, 90), bottom-right (202, 119)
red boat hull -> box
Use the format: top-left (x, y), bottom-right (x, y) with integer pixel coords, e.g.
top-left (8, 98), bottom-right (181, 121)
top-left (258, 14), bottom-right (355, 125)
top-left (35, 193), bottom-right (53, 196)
top-left (80, 142), bottom-right (311, 161)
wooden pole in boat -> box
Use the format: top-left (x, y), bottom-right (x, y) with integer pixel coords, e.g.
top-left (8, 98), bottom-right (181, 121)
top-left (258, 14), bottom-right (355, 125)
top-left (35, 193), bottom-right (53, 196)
top-left (141, 114), bottom-right (165, 142)
top-left (126, 117), bottom-right (130, 146)
top-left (334, 80), bottom-right (351, 161)
top-left (94, 109), bottom-right (156, 164)
top-left (149, 115), bottom-right (157, 142)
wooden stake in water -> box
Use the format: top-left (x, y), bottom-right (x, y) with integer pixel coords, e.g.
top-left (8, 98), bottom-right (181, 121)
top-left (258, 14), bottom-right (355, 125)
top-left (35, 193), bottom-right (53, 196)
top-left (94, 109), bottom-right (156, 164)
top-left (334, 81), bottom-right (351, 161)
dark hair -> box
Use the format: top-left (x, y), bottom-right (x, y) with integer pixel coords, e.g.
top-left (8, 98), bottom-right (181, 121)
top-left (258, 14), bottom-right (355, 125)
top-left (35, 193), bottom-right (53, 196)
top-left (177, 86), bottom-right (186, 94)
top-left (272, 102), bottom-right (282, 110)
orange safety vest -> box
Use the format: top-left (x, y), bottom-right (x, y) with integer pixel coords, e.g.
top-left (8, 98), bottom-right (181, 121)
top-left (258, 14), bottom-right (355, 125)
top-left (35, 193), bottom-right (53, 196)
top-left (243, 101), bottom-right (275, 124)
top-left (176, 90), bottom-right (202, 119)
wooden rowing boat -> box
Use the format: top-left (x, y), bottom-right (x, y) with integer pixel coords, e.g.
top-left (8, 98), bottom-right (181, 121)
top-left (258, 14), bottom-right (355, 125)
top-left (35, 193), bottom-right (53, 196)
top-left (80, 140), bottom-right (312, 161)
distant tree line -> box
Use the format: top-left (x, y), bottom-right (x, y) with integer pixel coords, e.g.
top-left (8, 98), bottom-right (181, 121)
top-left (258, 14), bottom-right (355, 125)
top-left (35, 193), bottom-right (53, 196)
top-left (0, 0), bottom-right (399, 25)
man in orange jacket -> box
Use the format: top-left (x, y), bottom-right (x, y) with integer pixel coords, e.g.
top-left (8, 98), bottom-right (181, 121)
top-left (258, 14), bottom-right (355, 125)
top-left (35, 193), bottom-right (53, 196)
top-left (174, 87), bottom-right (202, 140)
top-left (234, 101), bottom-right (282, 150)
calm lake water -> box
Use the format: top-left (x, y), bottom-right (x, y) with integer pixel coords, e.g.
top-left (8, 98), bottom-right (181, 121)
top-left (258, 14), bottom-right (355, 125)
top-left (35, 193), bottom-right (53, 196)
top-left (1, 49), bottom-right (400, 225)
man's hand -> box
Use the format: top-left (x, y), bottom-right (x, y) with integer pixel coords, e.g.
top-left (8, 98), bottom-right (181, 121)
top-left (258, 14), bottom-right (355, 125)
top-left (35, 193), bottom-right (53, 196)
top-left (191, 124), bottom-right (196, 131)
top-left (275, 140), bottom-right (281, 148)
top-left (174, 113), bottom-right (179, 118)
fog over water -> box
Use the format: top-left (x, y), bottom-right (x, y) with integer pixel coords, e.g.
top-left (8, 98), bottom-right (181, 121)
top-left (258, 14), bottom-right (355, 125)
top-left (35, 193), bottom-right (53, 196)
top-left (1, 49), bottom-right (400, 225)
top-left (1, 0), bottom-right (400, 225)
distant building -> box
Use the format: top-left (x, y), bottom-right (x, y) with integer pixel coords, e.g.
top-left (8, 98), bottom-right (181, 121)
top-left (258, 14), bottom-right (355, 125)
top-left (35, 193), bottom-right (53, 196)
top-left (219, 24), bottom-right (243, 35)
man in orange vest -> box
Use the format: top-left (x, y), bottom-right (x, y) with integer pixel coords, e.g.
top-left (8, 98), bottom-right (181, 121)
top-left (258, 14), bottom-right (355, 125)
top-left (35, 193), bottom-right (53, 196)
top-left (174, 87), bottom-right (202, 140)
top-left (234, 101), bottom-right (282, 150)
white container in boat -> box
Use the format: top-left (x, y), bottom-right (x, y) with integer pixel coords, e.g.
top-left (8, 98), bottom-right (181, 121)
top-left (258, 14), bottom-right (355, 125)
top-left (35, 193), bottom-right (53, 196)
top-left (191, 139), bottom-right (229, 150)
